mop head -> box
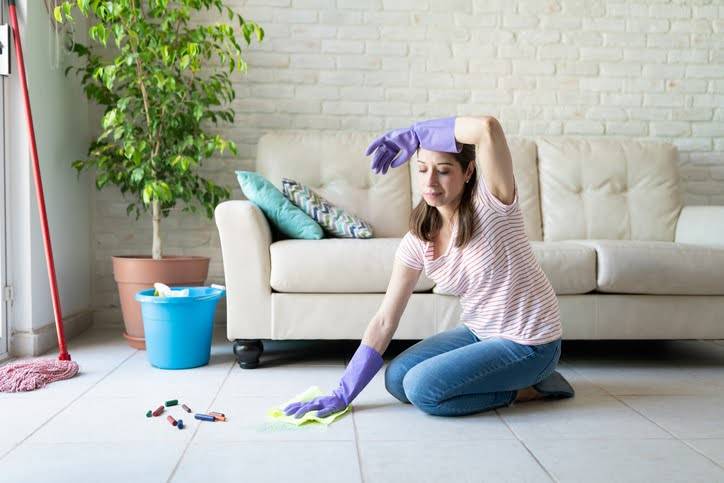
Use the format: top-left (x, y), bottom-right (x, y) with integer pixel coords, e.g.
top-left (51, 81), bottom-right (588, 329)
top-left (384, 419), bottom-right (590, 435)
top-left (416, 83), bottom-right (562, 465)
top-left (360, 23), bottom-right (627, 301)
top-left (0, 358), bottom-right (79, 392)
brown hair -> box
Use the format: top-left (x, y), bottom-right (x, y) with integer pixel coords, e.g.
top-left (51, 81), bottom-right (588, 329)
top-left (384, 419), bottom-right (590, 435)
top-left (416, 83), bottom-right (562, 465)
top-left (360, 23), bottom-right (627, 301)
top-left (409, 143), bottom-right (477, 248)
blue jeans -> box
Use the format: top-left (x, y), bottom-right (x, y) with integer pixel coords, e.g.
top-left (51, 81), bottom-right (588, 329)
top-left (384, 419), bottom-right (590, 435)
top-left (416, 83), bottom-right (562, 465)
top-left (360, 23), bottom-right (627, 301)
top-left (384, 323), bottom-right (562, 417)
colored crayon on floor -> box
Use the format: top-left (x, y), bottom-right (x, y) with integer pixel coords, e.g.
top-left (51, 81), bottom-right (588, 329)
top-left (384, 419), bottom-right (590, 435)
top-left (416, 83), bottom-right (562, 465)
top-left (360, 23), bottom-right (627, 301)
top-left (167, 415), bottom-right (177, 426)
top-left (194, 413), bottom-right (215, 422)
top-left (165, 399), bottom-right (178, 407)
top-left (177, 420), bottom-right (184, 430)
top-left (152, 405), bottom-right (164, 417)
top-left (181, 404), bottom-right (192, 413)
top-left (146, 410), bottom-right (152, 418)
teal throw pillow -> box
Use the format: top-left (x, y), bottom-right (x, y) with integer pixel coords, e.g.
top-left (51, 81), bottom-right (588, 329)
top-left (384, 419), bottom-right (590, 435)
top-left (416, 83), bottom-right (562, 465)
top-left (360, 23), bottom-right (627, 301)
top-left (236, 171), bottom-right (323, 240)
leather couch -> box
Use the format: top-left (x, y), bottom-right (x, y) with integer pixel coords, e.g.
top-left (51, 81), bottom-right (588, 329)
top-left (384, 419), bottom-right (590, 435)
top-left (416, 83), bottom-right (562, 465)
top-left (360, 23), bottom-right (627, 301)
top-left (215, 131), bottom-right (724, 369)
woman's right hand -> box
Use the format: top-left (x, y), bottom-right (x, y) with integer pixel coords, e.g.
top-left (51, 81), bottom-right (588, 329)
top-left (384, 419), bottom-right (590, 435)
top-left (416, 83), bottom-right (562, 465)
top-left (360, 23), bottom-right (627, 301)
top-left (365, 127), bottom-right (419, 175)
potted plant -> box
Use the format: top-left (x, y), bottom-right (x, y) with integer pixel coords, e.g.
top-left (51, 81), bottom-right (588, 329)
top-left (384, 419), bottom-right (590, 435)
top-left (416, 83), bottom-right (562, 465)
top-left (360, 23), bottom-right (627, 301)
top-left (55, 0), bottom-right (263, 349)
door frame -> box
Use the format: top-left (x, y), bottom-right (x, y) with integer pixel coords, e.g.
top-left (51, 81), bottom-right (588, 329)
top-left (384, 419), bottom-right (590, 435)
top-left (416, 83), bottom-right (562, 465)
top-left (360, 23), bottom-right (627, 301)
top-left (0, 0), bottom-right (8, 362)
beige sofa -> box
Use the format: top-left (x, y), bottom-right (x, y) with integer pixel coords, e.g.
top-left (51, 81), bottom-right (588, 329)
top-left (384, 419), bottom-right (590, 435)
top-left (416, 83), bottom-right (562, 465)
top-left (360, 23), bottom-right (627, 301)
top-left (215, 131), bottom-right (724, 369)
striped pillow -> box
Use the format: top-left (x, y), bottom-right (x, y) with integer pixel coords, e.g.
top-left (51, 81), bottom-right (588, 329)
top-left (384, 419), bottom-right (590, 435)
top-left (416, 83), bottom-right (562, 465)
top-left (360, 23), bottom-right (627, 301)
top-left (282, 177), bottom-right (374, 239)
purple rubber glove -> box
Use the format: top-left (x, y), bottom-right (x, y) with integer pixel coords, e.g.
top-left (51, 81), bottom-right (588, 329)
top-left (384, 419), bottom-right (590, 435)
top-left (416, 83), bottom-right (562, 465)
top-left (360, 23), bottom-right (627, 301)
top-left (283, 343), bottom-right (384, 419)
top-left (364, 128), bottom-right (419, 175)
top-left (412, 116), bottom-right (462, 154)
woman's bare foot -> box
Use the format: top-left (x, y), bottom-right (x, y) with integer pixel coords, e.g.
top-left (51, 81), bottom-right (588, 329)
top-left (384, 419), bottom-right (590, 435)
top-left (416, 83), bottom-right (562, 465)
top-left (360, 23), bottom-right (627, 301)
top-left (514, 386), bottom-right (545, 402)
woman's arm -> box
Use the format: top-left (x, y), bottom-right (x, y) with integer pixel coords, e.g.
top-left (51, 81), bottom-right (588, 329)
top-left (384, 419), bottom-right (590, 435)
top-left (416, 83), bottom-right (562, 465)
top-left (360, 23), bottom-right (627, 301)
top-left (454, 116), bottom-right (516, 206)
top-left (362, 259), bottom-right (422, 355)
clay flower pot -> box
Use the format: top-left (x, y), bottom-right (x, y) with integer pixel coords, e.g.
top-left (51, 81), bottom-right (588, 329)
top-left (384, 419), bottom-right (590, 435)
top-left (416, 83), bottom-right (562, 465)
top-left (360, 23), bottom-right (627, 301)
top-left (112, 255), bottom-right (210, 349)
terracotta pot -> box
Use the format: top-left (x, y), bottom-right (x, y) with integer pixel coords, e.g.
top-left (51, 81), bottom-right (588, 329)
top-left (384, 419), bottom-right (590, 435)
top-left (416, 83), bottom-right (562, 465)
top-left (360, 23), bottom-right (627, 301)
top-left (112, 255), bottom-right (210, 349)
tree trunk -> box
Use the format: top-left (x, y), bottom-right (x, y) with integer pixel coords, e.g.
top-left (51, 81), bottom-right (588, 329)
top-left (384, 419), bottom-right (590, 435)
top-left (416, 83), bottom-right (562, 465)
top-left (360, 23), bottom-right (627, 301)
top-left (152, 199), bottom-right (162, 260)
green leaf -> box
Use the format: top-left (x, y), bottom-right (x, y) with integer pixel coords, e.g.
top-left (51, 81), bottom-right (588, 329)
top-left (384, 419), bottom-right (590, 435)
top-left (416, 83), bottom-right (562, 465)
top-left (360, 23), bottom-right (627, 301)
top-left (143, 184), bottom-right (153, 205)
top-left (101, 109), bottom-right (117, 130)
top-left (63, 2), bottom-right (73, 21)
top-left (54, 5), bottom-right (64, 23)
top-left (131, 167), bottom-right (144, 183)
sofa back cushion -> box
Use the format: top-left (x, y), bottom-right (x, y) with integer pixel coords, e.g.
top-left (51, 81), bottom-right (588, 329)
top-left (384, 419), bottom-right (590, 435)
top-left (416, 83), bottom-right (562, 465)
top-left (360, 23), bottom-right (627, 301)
top-left (256, 131), bottom-right (411, 237)
top-left (409, 136), bottom-right (543, 241)
top-left (537, 137), bottom-right (682, 241)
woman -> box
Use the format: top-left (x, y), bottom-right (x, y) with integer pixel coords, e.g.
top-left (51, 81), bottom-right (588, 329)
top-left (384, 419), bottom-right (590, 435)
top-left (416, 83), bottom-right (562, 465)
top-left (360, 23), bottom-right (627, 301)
top-left (284, 116), bottom-right (574, 419)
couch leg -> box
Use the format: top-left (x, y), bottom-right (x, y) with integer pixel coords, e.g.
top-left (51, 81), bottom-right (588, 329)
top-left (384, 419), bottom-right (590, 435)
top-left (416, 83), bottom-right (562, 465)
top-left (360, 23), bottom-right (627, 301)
top-left (233, 339), bottom-right (264, 369)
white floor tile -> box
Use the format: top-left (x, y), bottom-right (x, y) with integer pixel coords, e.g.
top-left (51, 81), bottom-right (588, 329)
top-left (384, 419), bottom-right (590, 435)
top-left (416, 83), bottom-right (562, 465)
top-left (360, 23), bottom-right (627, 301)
top-left (525, 438), bottom-right (724, 483)
top-left (218, 364), bottom-right (344, 398)
top-left (682, 439), bottom-right (724, 468)
top-left (499, 393), bottom-right (673, 441)
top-left (353, 371), bottom-right (517, 441)
top-left (171, 441), bottom-right (362, 483)
top-left (0, 442), bottom-right (185, 483)
top-left (566, 365), bottom-right (724, 396)
top-left (620, 395), bottom-right (724, 439)
top-left (0, 399), bottom-right (65, 457)
top-left (358, 440), bottom-right (553, 483)
top-left (24, 395), bottom-right (210, 444)
top-left (85, 350), bottom-right (233, 400)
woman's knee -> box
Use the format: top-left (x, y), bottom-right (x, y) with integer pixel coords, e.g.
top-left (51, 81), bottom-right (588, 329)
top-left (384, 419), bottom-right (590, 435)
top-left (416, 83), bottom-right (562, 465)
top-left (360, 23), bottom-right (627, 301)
top-left (384, 359), bottom-right (410, 403)
top-left (402, 364), bottom-right (440, 411)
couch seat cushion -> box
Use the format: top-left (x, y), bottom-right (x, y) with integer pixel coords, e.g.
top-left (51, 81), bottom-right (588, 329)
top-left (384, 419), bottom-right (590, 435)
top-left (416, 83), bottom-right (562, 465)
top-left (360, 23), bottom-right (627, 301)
top-left (270, 238), bottom-right (435, 293)
top-left (568, 240), bottom-right (724, 295)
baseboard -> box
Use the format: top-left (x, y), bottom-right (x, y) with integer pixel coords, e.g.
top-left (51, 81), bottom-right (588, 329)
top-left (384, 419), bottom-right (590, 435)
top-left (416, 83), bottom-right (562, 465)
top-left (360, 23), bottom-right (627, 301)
top-left (10, 309), bottom-right (94, 357)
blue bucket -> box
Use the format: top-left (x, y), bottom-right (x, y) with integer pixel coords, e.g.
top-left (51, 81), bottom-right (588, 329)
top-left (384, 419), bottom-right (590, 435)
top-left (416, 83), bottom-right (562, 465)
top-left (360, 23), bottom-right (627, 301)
top-left (135, 286), bottom-right (226, 369)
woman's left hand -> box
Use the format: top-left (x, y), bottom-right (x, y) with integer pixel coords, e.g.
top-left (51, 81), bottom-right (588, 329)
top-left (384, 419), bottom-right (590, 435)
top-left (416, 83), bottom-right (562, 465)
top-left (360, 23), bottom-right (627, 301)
top-left (283, 393), bottom-right (347, 419)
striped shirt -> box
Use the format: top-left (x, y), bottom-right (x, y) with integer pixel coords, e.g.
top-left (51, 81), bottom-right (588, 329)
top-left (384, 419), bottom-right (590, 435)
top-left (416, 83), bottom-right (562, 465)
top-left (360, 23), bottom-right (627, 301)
top-left (395, 175), bottom-right (562, 346)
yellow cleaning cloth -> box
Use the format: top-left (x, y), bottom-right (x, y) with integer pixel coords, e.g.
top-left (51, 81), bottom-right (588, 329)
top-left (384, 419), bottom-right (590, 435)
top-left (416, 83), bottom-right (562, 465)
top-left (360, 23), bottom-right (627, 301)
top-left (267, 385), bottom-right (350, 426)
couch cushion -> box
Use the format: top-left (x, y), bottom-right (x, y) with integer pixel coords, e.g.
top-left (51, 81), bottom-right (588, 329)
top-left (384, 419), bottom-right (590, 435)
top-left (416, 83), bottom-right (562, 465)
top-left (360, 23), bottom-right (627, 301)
top-left (537, 137), bottom-right (682, 242)
top-left (270, 238), bottom-right (435, 293)
top-left (530, 241), bottom-right (597, 294)
top-left (569, 240), bottom-right (724, 295)
top-left (256, 131), bottom-right (411, 238)
top-left (410, 136), bottom-right (543, 241)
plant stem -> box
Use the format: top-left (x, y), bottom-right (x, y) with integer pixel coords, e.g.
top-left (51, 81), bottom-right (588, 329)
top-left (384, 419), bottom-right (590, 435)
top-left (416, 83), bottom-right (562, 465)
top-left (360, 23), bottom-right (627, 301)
top-left (152, 199), bottom-right (162, 260)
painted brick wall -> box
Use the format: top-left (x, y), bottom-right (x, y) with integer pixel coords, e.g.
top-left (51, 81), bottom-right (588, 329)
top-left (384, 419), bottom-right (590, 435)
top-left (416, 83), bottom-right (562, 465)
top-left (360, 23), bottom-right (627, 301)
top-left (91, 0), bottom-right (724, 326)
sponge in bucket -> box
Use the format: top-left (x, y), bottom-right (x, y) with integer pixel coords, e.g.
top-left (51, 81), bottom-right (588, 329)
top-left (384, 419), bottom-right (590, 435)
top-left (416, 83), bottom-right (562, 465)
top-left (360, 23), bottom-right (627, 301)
top-left (154, 282), bottom-right (189, 297)
top-left (267, 386), bottom-right (350, 426)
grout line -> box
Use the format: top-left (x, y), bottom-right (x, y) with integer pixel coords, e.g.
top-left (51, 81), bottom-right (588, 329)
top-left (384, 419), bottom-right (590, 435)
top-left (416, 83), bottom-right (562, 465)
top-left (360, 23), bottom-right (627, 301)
top-left (494, 405), bottom-right (559, 482)
top-left (559, 363), bottom-right (724, 472)
top-left (350, 405), bottom-right (366, 483)
top-left (0, 349), bottom-right (139, 462)
top-left (604, 392), bottom-right (724, 472)
top-left (517, 440), bottom-right (559, 483)
top-left (677, 439), bottom-right (724, 471)
top-left (165, 359), bottom-right (236, 483)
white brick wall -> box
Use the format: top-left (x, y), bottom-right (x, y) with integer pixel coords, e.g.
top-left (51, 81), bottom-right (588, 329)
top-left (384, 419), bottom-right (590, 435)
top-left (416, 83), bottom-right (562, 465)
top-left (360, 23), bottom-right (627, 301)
top-left (92, 0), bottom-right (724, 326)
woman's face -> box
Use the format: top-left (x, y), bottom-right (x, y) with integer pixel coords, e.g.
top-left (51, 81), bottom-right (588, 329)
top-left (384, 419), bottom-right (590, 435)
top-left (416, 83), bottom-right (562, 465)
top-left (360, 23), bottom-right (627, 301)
top-left (416, 148), bottom-right (472, 208)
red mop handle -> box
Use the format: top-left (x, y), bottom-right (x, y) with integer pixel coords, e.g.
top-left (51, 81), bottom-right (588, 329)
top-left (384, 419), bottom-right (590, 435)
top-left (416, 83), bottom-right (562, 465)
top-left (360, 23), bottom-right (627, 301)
top-left (8, 0), bottom-right (71, 361)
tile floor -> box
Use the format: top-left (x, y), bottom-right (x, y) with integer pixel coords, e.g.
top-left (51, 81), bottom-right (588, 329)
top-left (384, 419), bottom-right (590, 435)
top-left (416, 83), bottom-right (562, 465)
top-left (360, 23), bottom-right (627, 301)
top-left (2, 327), bottom-right (724, 483)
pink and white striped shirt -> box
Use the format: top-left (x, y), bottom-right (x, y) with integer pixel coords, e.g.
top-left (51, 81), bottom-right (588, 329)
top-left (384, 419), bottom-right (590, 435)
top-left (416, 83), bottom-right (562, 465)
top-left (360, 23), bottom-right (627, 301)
top-left (395, 175), bottom-right (562, 346)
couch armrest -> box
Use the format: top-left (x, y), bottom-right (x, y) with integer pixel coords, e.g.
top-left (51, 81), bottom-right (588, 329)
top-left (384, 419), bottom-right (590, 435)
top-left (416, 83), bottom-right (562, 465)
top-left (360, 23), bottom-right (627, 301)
top-left (674, 205), bottom-right (724, 247)
top-left (215, 200), bottom-right (272, 340)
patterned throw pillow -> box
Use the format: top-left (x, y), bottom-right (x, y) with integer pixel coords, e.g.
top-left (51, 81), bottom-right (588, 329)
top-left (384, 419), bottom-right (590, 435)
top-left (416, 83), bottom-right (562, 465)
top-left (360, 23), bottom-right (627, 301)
top-left (282, 177), bottom-right (374, 239)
